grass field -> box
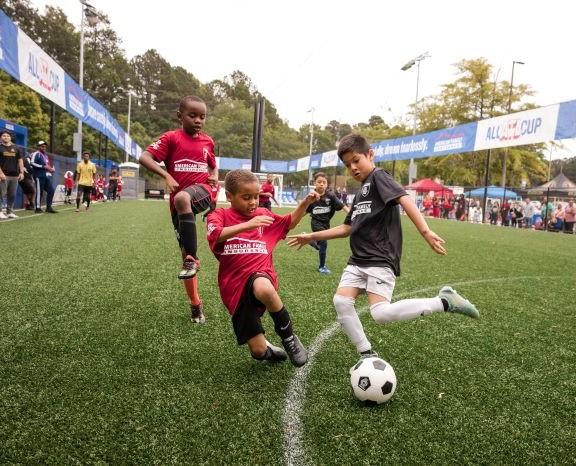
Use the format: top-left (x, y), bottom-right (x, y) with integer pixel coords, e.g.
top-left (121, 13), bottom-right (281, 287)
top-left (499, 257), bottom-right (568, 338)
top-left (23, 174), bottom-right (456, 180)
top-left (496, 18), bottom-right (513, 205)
top-left (1, 200), bottom-right (575, 464)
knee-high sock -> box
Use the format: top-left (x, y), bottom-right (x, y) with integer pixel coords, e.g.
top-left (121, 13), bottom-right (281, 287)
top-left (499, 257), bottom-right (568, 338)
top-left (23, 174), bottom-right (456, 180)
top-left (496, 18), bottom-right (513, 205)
top-left (269, 306), bottom-right (294, 340)
top-left (370, 297), bottom-right (444, 324)
top-left (183, 275), bottom-right (201, 306)
top-left (318, 241), bottom-right (327, 268)
top-left (178, 213), bottom-right (198, 258)
top-left (333, 295), bottom-right (371, 353)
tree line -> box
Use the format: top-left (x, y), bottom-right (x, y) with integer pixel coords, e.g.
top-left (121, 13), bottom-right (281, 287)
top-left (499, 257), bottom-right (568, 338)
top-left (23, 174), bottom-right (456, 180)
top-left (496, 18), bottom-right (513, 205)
top-left (0, 0), bottom-right (563, 187)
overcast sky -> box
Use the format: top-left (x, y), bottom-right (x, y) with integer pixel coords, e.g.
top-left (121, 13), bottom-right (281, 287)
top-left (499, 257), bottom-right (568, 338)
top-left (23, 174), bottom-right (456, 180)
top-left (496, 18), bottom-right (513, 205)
top-left (31, 0), bottom-right (576, 158)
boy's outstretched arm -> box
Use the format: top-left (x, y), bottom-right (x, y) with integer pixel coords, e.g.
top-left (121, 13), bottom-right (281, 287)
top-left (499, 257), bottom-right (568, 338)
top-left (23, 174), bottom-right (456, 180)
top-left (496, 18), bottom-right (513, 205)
top-left (398, 195), bottom-right (447, 255)
top-left (215, 216), bottom-right (274, 243)
top-left (288, 191), bottom-right (320, 230)
top-left (287, 223), bottom-right (351, 250)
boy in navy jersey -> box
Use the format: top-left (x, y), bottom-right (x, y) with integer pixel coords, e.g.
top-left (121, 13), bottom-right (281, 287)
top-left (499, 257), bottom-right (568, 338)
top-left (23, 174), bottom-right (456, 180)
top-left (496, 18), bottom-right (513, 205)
top-left (306, 172), bottom-right (349, 274)
top-left (207, 169), bottom-right (318, 366)
top-left (139, 96), bottom-right (219, 324)
top-left (288, 134), bottom-right (479, 357)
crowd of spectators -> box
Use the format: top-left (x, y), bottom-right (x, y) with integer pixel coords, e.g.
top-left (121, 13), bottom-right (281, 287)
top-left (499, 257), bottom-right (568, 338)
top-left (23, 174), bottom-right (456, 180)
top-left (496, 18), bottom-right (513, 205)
top-left (417, 192), bottom-right (575, 233)
top-left (0, 131), bottom-right (122, 219)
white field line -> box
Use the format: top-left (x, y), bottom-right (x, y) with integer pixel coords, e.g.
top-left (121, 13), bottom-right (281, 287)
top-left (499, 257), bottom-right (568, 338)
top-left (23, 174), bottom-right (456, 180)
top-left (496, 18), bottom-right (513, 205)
top-left (282, 275), bottom-right (565, 466)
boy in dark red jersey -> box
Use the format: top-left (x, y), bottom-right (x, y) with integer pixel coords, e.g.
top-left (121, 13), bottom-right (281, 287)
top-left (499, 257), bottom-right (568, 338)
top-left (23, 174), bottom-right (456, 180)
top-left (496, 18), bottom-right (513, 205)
top-left (139, 96), bottom-right (219, 324)
top-left (258, 173), bottom-right (278, 209)
top-left (207, 169), bottom-right (318, 366)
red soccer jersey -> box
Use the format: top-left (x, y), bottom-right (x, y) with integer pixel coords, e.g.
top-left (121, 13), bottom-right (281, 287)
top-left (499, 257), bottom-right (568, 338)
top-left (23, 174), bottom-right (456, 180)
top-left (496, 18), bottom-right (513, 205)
top-left (146, 129), bottom-right (217, 209)
top-left (259, 181), bottom-right (275, 205)
top-left (64, 177), bottom-right (74, 189)
top-left (206, 207), bottom-right (292, 315)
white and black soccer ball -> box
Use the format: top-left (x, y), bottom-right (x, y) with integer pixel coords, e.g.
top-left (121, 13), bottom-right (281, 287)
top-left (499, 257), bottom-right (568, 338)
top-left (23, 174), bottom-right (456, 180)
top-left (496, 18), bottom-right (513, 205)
top-left (349, 356), bottom-right (397, 404)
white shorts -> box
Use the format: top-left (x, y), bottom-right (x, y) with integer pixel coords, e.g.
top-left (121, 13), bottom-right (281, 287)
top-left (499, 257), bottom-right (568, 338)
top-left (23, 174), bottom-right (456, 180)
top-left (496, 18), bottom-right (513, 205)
top-left (337, 265), bottom-right (396, 301)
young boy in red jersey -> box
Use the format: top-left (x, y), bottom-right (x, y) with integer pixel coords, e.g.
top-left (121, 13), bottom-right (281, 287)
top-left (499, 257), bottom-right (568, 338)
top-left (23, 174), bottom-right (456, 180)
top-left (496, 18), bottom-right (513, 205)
top-left (139, 95), bottom-right (219, 324)
top-left (207, 169), bottom-right (319, 367)
top-left (64, 171), bottom-right (74, 204)
top-left (258, 173), bottom-right (279, 209)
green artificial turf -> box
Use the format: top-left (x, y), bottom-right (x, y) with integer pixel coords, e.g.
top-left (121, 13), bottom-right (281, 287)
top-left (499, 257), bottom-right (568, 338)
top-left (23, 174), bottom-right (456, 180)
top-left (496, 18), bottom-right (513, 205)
top-left (1, 201), bottom-right (574, 464)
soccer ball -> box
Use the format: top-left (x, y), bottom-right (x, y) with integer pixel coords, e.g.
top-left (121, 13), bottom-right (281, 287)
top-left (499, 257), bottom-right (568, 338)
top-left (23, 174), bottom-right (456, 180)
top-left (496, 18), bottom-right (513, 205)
top-left (349, 356), bottom-right (397, 404)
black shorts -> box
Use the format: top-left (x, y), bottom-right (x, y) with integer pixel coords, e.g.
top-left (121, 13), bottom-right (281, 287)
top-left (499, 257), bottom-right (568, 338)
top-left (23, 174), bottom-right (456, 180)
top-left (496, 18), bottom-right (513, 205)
top-left (171, 185), bottom-right (214, 246)
top-left (231, 273), bottom-right (271, 345)
top-left (78, 185), bottom-right (92, 197)
top-left (259, 200), bottom-right (272, 210)
top-left (19, 178), bottom-right (35, 195)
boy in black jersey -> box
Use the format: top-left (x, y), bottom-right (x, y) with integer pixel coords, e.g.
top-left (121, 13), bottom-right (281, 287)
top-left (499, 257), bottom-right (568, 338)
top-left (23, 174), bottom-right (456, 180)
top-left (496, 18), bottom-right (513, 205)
top-left (288, 134), bottom-right (479, 357)
top-left (306, 172), bottom-right (349, 273)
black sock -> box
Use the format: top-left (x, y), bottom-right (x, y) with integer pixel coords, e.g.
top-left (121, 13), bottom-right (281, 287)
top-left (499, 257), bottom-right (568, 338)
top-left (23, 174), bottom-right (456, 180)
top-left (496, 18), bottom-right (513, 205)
top-left (441, 298), bottom-right (449, 311)
top-left (319, 251), bottom-right (326, 268)
top-left (270, 307), bottom-right (293, 340)
top-left (76, 198), bottom-right (80, 209)
top-left (178, 213), bottom-right (198, 258)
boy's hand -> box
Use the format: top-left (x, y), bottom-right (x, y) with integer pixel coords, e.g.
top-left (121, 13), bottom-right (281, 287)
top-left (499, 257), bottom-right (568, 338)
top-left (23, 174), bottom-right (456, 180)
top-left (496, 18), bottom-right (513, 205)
top-left (164, 174), bottom-right (180, 193)
top-left (302, 191), bottom-right (320, 205)
top-left (286, 232), bottom-right (314, 250)
top-left (423, 230), bottom-right (447, 255)
top-left (207, 174), bottom-right (218, 186)
top-left (246, 215), bottom-right (274, 229)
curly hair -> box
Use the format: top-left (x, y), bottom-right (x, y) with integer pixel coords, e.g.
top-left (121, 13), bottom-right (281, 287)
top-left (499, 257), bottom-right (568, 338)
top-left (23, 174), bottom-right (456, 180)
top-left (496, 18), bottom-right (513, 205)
top-left (224, 169), bottom-right (259, 194)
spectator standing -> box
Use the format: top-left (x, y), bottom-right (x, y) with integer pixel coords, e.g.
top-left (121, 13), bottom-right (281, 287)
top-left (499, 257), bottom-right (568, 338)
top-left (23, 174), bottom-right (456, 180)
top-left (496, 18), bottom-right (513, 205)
top-left (64, 171), bottom-right (74, 204)
top-left (341, 187), bottom-right (349, 206)
top-left (0, 130), bottom-right (24, 219)
top-left (19, 154), bottom-right (36, 210)
top-left (30, 141), bottom-right (57, 213)
top-left (523, 198), bottom-right (535, 228)
top-left (108, 169), bottom-right (120, 201)
top-left (563, 200), bottom-right (575, 234)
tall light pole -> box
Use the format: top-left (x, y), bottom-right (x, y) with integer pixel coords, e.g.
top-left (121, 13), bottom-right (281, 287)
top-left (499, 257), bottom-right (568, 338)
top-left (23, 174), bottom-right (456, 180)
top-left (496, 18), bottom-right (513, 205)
top-left (401, 52), bottom-right (430, 185)
top-left (307, 107), bottom-right (315, 187)
top-left (125, 91), bottom-right (132, 162)
top-left (76, 0), bottom-right (99, 161)
top-left (501, 60), bottom-right (524, 189)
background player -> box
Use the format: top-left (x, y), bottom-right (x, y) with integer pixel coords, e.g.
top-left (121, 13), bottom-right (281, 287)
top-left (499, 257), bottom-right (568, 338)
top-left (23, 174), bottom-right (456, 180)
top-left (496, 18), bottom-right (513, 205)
top-left (258, 173), bottom-right (279, 209)
top-left (74, 151), bottom-right (96, 212)
top-left (139, 95), bottom-right (218, 324)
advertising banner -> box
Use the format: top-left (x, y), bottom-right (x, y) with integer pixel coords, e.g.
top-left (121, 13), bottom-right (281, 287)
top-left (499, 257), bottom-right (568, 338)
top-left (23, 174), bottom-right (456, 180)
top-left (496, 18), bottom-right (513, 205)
top-left (554, 100), bottom-right (576, 141)
top-left (475, 104), bottom-right (559, 150)
top-left (321, 150), bottom-right (338, 167)
top-left (17, 29), bottom-right (66, 108)
top-left (0, 9), bottom-right (19, 79)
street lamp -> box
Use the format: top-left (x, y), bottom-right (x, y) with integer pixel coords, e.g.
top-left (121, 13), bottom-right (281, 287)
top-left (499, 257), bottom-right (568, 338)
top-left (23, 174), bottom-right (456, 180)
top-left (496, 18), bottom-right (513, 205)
top-left (307, 107), bottom-right (315, 187)
top-left (401, 52), bottom-right (430, 185)
top-left (501, 60), bottom-right (525, 189)
top-left (125, 89), bottom-right (132, 162)
top-left (75, 0), bottom-right (100, 161)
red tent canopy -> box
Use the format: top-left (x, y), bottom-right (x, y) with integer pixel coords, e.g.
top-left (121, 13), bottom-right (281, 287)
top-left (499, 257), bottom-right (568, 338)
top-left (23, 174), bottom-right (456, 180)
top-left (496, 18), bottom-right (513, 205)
top-left (405, 178), bottom-right (453, 196)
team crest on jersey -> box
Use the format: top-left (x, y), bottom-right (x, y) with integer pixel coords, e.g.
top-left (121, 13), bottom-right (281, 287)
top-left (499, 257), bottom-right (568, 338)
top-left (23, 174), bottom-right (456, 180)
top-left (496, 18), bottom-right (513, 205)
top-left (150, 139), bottom-right (162, 151)
top-left (202, 147), bottom-right (210, 161)
top-left (325, 198), bottom-right (331, 205)
top-left (361, 183), bottom-right (371, 197)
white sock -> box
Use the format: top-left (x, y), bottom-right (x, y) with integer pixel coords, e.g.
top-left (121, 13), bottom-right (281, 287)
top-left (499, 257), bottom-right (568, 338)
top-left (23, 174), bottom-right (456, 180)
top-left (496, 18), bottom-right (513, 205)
top-left (333, 294), bottom-right (371, 353)
top-left (370, 297), bottom-right (444, 324)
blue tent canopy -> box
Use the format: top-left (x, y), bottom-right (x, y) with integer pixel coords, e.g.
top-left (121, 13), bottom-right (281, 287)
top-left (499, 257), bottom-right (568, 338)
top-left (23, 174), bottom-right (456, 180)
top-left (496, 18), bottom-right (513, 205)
top-left (465, 186), bottom-right (521, 199)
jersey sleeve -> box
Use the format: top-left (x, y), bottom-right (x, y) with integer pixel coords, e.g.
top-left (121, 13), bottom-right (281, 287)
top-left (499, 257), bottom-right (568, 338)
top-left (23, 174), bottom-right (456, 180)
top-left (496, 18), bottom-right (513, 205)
top-left (146, 132), bottom-right (172, 163)
top-left (374, 170), bottom-right (407, 205)
top-left (266, 209), bottom-right (292, 240)
top-left (330, 192), bottom-right (345, 211)
top-left (206, 209), bottom-right (225, 254)
top-left (207, 138), bottom-right (217, 170)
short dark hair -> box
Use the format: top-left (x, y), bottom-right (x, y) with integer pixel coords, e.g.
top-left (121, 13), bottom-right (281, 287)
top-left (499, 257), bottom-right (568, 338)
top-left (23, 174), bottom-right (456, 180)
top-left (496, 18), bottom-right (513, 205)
top-left (179, 95), bottom-right (205, 111)
top-left (225, 169), bottom-right (258, 194)
top-left (82, 151), bottom-right (91, 156)
top-left (337, 134), bottom-right (371, 159)
top-left (0, 129), bottom-right (12, 137)
top-left (313, 171), bottom-right (327, 181)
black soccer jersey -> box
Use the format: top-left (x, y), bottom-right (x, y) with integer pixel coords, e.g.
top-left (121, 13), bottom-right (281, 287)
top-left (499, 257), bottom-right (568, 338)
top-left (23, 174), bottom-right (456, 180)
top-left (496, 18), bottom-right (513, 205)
top-left (344, 169), bottom-right (407, 275)
top-left (307, 190), bottom-right (345, 231)
top-left (0, 144), bottom-right (22, 176)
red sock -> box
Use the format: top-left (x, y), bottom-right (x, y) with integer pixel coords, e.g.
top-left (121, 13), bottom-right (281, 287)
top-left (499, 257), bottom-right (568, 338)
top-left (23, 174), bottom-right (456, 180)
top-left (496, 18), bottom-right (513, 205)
top-left (183, 275), bottom-right (202, 306)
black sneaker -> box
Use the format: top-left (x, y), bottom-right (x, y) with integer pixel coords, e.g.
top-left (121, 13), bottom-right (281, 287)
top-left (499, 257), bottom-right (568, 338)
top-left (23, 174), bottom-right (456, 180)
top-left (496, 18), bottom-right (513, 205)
top-left (266, 343), bottom-right (288, 362)
top-left (34, 208), bottom-right (43, 214)
top-left (360, 349), bottom-right (379, 359)
top-left (46, 208), bottom-right (58, 213)
top-left (282, 335), bottom-right (308, 367)
top-left (190, 302), bottom-right (206, 324)
top-left (178, 256), bottom-right (199, 280)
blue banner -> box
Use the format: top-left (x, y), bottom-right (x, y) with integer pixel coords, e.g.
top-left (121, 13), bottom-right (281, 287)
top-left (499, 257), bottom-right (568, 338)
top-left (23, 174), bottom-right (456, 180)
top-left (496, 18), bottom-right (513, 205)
top-left (0, 9), bottom-right (20, 80)
top-left (554, 100), bottom-right (576, 141)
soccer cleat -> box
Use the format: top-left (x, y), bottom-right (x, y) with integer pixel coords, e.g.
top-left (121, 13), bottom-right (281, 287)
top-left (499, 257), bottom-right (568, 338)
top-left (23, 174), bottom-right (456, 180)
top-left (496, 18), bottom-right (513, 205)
top-left (439, 286), bottom-right (479, 318)
top-left (318, 266), bottom-right (331, 274)
top-left (46, 208), bottom-right (58, 213)
top-left (34, 208), bottom-right (43, 214)
top-left (360, 349), bottom-right (379, 359)
top-left (7, 212), bottom-right (17, 219)
top-left (178, 255), bottom-right (199, 280)
top-left (282, 335), bottom-right (308, 367)
top-left (190, 302), bottom-right (206, 324)
top-left (75, 208), bottom-right (80, 212)
top-left (0, 212), bottom-right (7, 219)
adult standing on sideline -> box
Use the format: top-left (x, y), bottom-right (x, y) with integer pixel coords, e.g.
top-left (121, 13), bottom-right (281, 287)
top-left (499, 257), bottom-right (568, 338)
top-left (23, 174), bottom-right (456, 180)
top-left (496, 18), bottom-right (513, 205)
top-left (108, 169), bottom-right (120, 201)
top-left (30, 141), bottom-right (57, 213)
top-left (0, 130), bottom-right (24, 219)
top-left (75, 151), bottom-right (97, 212)
top-left (258, 173), bottom-right (279, 210)
top-left (563, 199), bottom-right (575, 234)
top-left (19, 153), bottom-right (36, 210)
